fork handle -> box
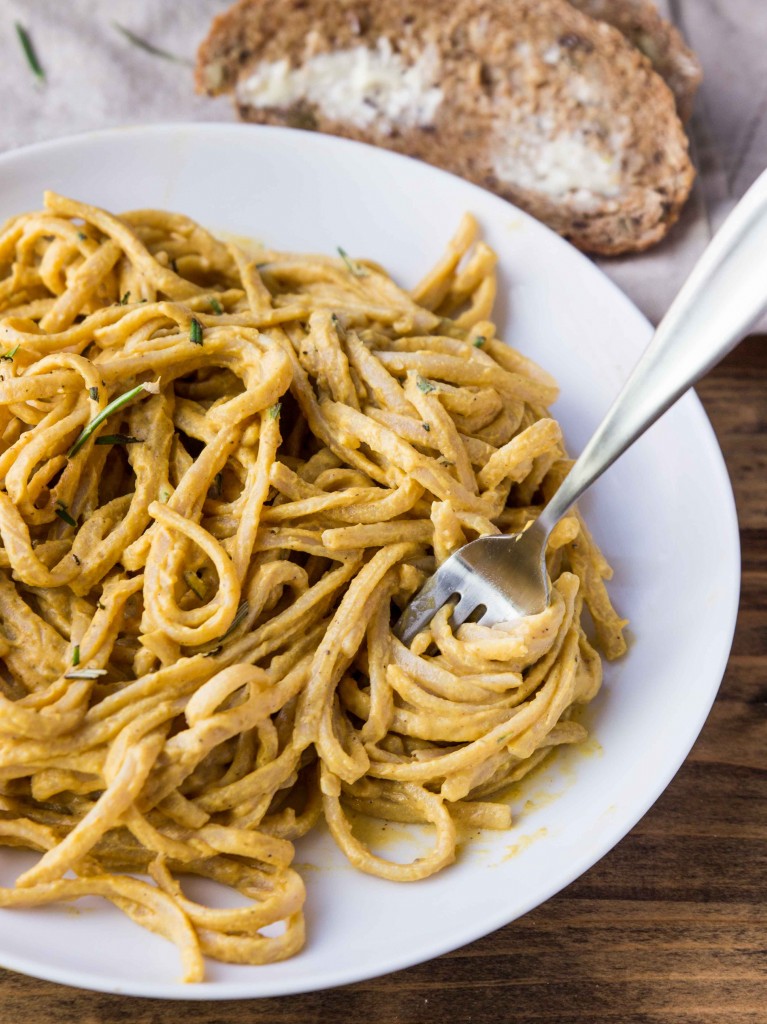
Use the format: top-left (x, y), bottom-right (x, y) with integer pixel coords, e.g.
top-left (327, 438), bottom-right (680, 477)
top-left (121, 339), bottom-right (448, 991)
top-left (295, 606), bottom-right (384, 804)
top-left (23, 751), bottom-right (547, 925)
top-left (536, 167), bottom-right (767, 536)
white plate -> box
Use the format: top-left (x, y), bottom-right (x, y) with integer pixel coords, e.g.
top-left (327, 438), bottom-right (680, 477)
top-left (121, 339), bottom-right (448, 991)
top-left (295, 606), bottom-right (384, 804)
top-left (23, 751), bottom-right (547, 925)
top-left (0, 124), bottom-right (740, 999)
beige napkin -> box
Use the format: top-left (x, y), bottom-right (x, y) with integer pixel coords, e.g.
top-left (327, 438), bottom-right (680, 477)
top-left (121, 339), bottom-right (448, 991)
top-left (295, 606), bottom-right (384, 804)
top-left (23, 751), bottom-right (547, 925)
top-left (3, 0), bottom-right (764, 325)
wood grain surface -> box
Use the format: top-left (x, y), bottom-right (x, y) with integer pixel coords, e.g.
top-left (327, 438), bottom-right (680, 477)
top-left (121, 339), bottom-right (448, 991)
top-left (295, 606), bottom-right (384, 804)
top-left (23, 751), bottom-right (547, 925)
top-left (0, 339), bottom-right (764, 1024)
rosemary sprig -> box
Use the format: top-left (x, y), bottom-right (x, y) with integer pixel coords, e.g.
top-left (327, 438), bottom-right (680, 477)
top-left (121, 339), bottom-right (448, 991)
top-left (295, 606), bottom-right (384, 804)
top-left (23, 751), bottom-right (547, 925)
top-left (189, 318), bottom-right (203, 345)
top-left (95, 434), bottom-right (143, 446)
top-left (64, 668), bottom-right (107, 680)
top-left (337, 246), bottom-right (369, 277)
top-left (15, 23), bottom-right (45, 82)
top-left (112, 22), bottom-right (194, 67)
top-left (68, 380), bottom-right (159, 458)
top-left (54, 500), bottom-right (77, 528)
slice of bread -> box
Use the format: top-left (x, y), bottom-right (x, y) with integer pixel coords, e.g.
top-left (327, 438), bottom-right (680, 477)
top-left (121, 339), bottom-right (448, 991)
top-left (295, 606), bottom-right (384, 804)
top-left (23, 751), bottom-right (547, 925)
top-left (196, 0), bottom-right (695, 255)
top-left (567, 0), bottom-right (701, 121)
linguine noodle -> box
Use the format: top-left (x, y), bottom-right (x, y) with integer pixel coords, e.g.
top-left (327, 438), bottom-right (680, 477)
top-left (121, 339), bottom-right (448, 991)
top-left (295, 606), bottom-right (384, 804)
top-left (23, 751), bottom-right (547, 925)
top-left (0, 193), bottom-right (626, 981)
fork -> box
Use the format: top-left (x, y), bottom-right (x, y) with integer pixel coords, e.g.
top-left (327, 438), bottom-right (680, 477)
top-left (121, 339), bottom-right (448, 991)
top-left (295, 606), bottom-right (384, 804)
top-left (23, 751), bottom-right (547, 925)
top-left (395, 166), bottom-right (767, 646)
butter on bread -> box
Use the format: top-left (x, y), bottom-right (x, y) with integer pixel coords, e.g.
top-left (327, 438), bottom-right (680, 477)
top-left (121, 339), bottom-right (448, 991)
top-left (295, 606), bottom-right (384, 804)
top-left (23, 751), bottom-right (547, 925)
top-left (197, 0), bottom-right (695, 255)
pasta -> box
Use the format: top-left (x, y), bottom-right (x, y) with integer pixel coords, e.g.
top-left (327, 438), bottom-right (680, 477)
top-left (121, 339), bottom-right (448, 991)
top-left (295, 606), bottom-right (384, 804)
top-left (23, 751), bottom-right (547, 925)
top-left (0, 193), bottom-right (626, 981)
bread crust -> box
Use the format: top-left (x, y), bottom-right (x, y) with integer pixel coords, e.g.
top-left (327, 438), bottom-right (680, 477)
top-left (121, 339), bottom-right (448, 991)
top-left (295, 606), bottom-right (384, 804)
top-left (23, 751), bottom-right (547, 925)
top-left (196, 0), bottom-right (695, 256)
top-left (567, 0), bottom-right (701, 122)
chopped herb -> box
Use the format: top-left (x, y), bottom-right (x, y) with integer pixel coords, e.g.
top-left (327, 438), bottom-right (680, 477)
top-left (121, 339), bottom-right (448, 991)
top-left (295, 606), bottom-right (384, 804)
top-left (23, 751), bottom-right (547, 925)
top-left (422, 422), bottom-right (431, 432)
top-left (416, 375), bottom-right (435, 393)
top-left (223, 601), bottom-right (249, 638)
top-left (95, 434), bottom-right (143, 446)
top-left (64, 668), bottom-right (107, 680)
top-left (158, 487), bottom-right (171, 504)
top-left (119, 291), bottom-right (131, 305)
top-left (68, 381), bottom-right (159, 458)
top-left (72, 645), bottom-right (80, 667)
top-left (337, 246), bottom-right (369, 277)
top-left (112, 21), bottom-right (194, 66)
top-left (72, 553), bottom-right (81, 566)
top-left (15, 23), bottom-right (45, 82)
top-left (77, 231), bottom-right (87, 241)
top-left (203, 602), bottom-right (249, 656)
top-left (268, 403), bottom-right (281, 420)
top-left (473, 336), bottom-right (486, 348)
top-left (88, 386), bottom-right (100, 401)
top-left (0, 344), bottom-right (19, 362)
top-left (184, 571), bottom-right (208, 600)
top-left (54, 501), bottom-right (77, 528)
top-left (209, 297), bottom-right (224, 315)
top-left (189, 318), bottom-right (203, 345)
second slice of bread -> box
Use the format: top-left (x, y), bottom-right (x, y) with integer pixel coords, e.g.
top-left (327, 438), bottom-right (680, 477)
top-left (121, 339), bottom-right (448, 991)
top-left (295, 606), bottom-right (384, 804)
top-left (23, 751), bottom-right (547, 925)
top-left (197, 0), bottom-right (695, 255)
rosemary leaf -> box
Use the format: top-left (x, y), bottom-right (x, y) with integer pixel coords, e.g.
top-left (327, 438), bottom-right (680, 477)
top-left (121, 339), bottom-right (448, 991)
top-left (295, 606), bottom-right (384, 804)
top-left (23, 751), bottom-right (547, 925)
top-left (189, 318), bottom-right (203, 345)
top-left (95, 434), bottom-right (143, 446)
top-left (72, 645), bottom-right (80, 667)
top-left (120, 291), bottom-right (131, 305)
top-left (0, 344), bottom-right (19, 362)
top-left (337, 246), bottom-right (369, 277)
top-left (54, 501), bottom-right (77, 528)
top-left (184, 571), bottom-right (208, 600)
top-left (209, 297), bottom-right (224, 315)
top-left (15, 23), bottom-right (45, 82)
top-left (204, 601), bottom-right (250, 656)
top-left (64, 668), bottom-right (107, 680)
top-left (112, 22), bottom-right (194, 67)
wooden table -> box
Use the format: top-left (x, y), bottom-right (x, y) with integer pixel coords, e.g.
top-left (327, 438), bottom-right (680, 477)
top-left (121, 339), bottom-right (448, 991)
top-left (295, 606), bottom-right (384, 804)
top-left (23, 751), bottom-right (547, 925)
top-left (1, 340), bottom-right (765, 1024)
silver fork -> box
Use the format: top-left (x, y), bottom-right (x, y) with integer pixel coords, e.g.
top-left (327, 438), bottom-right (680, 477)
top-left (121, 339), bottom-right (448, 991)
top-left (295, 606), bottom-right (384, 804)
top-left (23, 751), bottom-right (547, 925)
top-left (395, 167), bottom-right (767, 646)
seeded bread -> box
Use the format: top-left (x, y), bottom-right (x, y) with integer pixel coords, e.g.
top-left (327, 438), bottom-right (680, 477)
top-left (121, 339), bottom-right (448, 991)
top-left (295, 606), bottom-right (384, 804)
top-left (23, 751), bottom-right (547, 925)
top-left (196, 0), bottom-right (695, 255)
top-left (567, 0), bottom-right (701, 121)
